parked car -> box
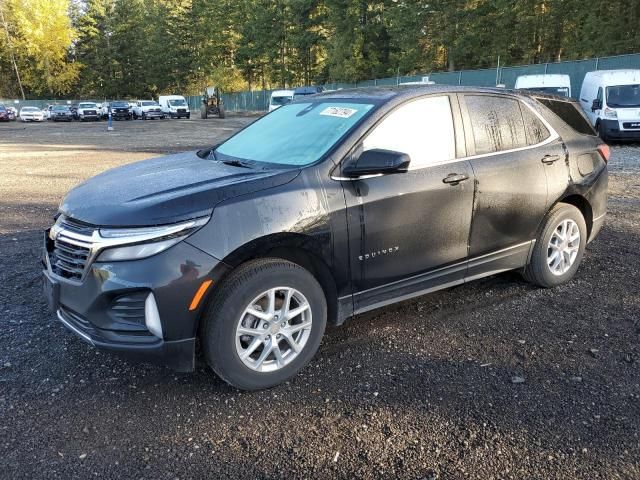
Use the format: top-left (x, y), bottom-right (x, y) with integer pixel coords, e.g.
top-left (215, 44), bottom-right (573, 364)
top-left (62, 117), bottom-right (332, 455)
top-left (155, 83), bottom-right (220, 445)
top-left (268, 90), bottom-right (295, 111)
top-left (158, 95), bottom-right (190, 118)
top-left (292, 86), bottom-right (324, 99)
top-left (6, 106), bottom-right (18, 120)
top-left (43, 86), bottom-right (608, 390)
top-left (132, 100), bottom-right (164, 120)
top-left (579, 69), bottom-right (640, 141)
top-left (19, 106), bottom-right (45, 122)
top-left (50, 105), bottom-right (73, 122)
top-left (101, 101), bottom-right (132, 120)
top-left (0, 105), bottom-right (10, 122)
top-left (515, 74), bottom-right (571, 97)
top-left (76, 102), bottom-right (100, 121)
top-left (43, 105), bottom-right (58, 120)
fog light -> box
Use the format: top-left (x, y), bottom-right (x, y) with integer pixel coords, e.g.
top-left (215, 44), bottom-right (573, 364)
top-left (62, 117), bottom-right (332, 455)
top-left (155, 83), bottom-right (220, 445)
top-left (145, 293), bottom-right (163, 338)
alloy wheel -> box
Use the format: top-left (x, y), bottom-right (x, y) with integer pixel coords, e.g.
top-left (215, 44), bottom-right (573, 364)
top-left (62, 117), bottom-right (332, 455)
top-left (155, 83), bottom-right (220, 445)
top-left (235, 287), bottom-right (312, 372)
top-left (547, 218), bottom-right (580, 276)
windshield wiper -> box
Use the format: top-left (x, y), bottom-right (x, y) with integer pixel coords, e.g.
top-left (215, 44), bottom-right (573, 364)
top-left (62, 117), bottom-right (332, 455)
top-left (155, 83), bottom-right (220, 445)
top-left (222, 159), bottom-right (253, 168)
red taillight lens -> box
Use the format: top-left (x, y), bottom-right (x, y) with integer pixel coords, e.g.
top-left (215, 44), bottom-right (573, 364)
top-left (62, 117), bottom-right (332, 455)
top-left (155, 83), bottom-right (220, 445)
top-left (597, 144), bottom-right (610, 163)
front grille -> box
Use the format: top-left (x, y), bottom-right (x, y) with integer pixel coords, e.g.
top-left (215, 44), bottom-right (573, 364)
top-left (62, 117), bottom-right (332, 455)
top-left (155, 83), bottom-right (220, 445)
top-left (85, 110), bottom-right (96, 115)
top-left (623, 122), bottom-right (640, 129)
top-left (48, 217), bottom-right (96, 281)
top-left (51, 238), bottom-right (90, 281)
top-left (177, 108), bottom-right (186, 113)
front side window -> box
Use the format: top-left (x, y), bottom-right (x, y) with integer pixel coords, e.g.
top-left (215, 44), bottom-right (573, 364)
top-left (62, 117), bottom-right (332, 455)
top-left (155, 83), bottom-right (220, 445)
top-left (606, 84), bottom-right (640, 108)
top-left (362, 96), bottom-right (455, 168)
top-left (216, 101), bottom-right (374, 167)
top-left (465, 96), bottom-right (527, 154)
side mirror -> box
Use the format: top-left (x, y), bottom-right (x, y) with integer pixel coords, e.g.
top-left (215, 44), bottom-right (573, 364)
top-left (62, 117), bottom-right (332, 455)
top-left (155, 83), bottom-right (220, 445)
top-left (591, 99), bottom-right (602, 111)
top-left (342, 149), bottom-right (411, 178)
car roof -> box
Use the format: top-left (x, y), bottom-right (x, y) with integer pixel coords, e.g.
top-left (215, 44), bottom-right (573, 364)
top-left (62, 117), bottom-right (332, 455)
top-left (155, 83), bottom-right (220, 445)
top-left (584, 69), bottom-right (640, 82)
top-left (307, 85), bottom-right (572, 105)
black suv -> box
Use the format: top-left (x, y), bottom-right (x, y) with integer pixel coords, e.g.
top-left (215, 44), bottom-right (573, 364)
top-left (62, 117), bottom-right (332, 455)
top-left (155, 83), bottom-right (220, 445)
top-left (43, 87), bottom-right (608, 390)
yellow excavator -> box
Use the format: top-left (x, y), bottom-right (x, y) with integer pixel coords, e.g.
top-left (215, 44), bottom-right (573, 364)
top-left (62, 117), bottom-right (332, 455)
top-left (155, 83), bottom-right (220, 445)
top-left (200, 86), bottom-right (226, 119)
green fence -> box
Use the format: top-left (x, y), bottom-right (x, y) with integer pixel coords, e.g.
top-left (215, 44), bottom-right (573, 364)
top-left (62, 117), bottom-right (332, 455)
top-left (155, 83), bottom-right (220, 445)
top-left (3, 53), bottom-right (639, 113)
top-left (216, 52), bottom-right (640, 112)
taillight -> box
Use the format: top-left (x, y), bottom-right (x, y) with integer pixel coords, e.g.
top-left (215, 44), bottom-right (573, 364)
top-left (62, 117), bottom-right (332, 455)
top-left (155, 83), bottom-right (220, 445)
top-left (597, 144), bottom-right (610, 163)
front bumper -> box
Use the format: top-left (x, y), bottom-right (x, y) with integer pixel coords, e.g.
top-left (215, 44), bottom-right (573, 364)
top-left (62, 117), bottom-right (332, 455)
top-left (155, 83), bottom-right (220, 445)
top-left (43, 235), bottom-right (229, 371)
top-left (142, 110), bottom-right (164, 118)
top-left (600, 119), bottom-right (640, 140)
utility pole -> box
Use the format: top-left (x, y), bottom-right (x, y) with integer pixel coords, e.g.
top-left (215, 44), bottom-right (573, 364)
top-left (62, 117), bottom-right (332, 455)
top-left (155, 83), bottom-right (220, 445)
top-left (0, 0), bottom-right (25, 99)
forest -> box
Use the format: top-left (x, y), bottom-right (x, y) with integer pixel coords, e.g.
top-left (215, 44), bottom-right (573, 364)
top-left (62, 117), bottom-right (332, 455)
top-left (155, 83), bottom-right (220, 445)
top-left (0, 0), bottom-right (639, 99)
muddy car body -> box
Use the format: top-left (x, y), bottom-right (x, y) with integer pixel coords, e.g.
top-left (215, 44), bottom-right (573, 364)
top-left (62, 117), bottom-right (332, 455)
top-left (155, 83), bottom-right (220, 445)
top-left (43, 86), bottom-right (608, 390)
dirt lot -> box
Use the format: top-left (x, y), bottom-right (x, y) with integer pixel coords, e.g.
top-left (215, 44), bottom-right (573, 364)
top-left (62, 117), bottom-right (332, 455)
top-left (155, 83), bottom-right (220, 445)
top-left (1, 118), bottom-right (639, 479)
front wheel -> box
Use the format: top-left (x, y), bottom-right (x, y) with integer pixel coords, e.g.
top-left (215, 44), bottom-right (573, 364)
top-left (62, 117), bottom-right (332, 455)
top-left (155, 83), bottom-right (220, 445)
top-left (201, 258), bottom-right (327, 390)
top-left (523, 203), bottom-right (587, 288)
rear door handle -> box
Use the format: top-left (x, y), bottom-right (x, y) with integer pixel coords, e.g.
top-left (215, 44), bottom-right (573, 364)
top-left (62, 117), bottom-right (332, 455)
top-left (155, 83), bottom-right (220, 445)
top-left (442, 173), bottom-right (469, 185)
top-left (541, 154), bottom-right (561, 164)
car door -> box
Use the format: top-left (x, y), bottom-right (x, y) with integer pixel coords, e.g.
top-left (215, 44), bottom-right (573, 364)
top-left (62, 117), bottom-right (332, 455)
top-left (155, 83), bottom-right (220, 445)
top-left (459, 94), bottom-right (566, 280)
top-left (340, 95), bottom-right (475, 313)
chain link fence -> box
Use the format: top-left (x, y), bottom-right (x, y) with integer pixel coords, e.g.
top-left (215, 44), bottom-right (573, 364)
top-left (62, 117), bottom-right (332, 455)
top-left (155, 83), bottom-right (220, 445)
top-left (3, 53), bottom-right (639, 113)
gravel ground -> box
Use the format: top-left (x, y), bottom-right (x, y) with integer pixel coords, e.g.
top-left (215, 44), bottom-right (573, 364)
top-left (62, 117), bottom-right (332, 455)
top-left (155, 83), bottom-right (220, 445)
top-left (0, 119), bottom-right (639, 479)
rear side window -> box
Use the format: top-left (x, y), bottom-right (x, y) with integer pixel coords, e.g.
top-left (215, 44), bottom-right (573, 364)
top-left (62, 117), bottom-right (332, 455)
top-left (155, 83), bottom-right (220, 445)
top-left (362, 96), bottom-right (456, 168)
top-left (465, 96), bottom-right (527, 154)
top-left (537, 98), bottom-right (595, 136)
top-left (520, 103), bottom-right (550, 145)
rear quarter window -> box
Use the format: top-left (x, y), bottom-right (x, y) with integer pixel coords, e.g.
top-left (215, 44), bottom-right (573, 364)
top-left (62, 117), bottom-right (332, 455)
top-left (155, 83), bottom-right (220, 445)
top-left (536, 98), bottom-right (596, 136)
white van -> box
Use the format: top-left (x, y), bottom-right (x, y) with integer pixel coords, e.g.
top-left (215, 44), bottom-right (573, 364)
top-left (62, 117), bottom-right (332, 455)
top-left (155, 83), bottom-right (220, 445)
top-left (579, 70), bottom-right (640, 141)
top-left (158, 95), bottom-right (190, 119)
top-left (515, 74), bottom-right (571, 97)
top-left (268, 90), bottom-right (294, 111)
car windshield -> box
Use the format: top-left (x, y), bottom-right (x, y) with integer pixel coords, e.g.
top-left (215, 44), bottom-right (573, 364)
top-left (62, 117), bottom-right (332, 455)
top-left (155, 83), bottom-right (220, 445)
top-left (112, 102), bottom-right (129, 107)
top-left (523, 86), bottom-right (570, 97)
top-left (215, 101), bottom-right (375, 167)
top-left (606, 84), bottom-right (640, 108)
top-left (169, 99), bottom-right (187, 106)
top-left (79, 103), bottom-right (96, 108)
top-left (271, 96), bottom-right (293, 106)
top-left (22, 107), bottom-right (38, 112)
top-left (53, 106), bottom-right (68, 111)
top-left (142, 101), bottom-right (158, 106)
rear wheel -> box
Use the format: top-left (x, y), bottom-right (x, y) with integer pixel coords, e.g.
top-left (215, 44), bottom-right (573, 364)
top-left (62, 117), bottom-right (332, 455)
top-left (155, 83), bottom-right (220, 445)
top-left (201, 258), bottom-right (327, 390)
top-left (523, 203), bottom-right (587, 288)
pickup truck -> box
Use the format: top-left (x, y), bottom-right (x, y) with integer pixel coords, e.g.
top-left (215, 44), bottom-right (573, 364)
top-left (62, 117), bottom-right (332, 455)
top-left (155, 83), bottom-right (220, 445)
top-left (132, 100), bottom-right (164, 120)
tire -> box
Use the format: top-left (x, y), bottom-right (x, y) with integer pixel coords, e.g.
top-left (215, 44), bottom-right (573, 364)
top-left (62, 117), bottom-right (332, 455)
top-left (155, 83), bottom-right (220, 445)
top-left (597, 121), bottom-right (608, 143)
top-left (187, 113), bottom-right (191, 119)
top-left (218, 105), bottom-right (226, 119)
top-left (200, 106), bottom-right (207, 119)
top-left (201, 258), bottom-right (327, 390)
top-left (523, 203), bottom-right (587, 288)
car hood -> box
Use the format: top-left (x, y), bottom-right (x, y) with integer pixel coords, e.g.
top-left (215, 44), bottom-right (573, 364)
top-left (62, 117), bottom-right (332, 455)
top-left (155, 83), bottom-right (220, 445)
top-left (60, 151), bottom-right (300, 227)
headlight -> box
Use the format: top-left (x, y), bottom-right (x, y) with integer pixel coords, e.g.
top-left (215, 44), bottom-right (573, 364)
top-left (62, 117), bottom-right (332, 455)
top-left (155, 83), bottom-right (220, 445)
top-left (604, 107), bottom-right (617, 119)
top-left (96, 216), bottom-right (209, 262)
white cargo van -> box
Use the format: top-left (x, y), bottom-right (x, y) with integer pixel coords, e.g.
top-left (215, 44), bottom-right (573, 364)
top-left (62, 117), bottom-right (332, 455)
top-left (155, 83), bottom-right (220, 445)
top-left (579, 70), bottom-right (640, 141)
top-left (158, 95), bottom-right (190, 119)
top-left (268, 90), bottom-right (294, 111)
top-left (515, 74), bottom-right (571, 97)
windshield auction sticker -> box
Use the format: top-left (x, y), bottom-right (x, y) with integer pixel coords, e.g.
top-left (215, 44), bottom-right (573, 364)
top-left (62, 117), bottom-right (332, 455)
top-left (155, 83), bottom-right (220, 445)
top-left (320, 106), bottom-right (358, 118)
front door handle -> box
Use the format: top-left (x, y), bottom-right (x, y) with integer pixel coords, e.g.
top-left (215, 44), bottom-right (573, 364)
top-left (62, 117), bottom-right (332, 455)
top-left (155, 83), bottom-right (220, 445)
top-left (541, 154), bottom-right (561, 164)
top-left (442, 173), bottom-right (469, 185)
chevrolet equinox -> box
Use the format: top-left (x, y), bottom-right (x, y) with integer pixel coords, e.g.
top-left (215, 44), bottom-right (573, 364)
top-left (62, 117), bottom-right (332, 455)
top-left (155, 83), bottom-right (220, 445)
top-left (43, 86), bottom-right (609, 390)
